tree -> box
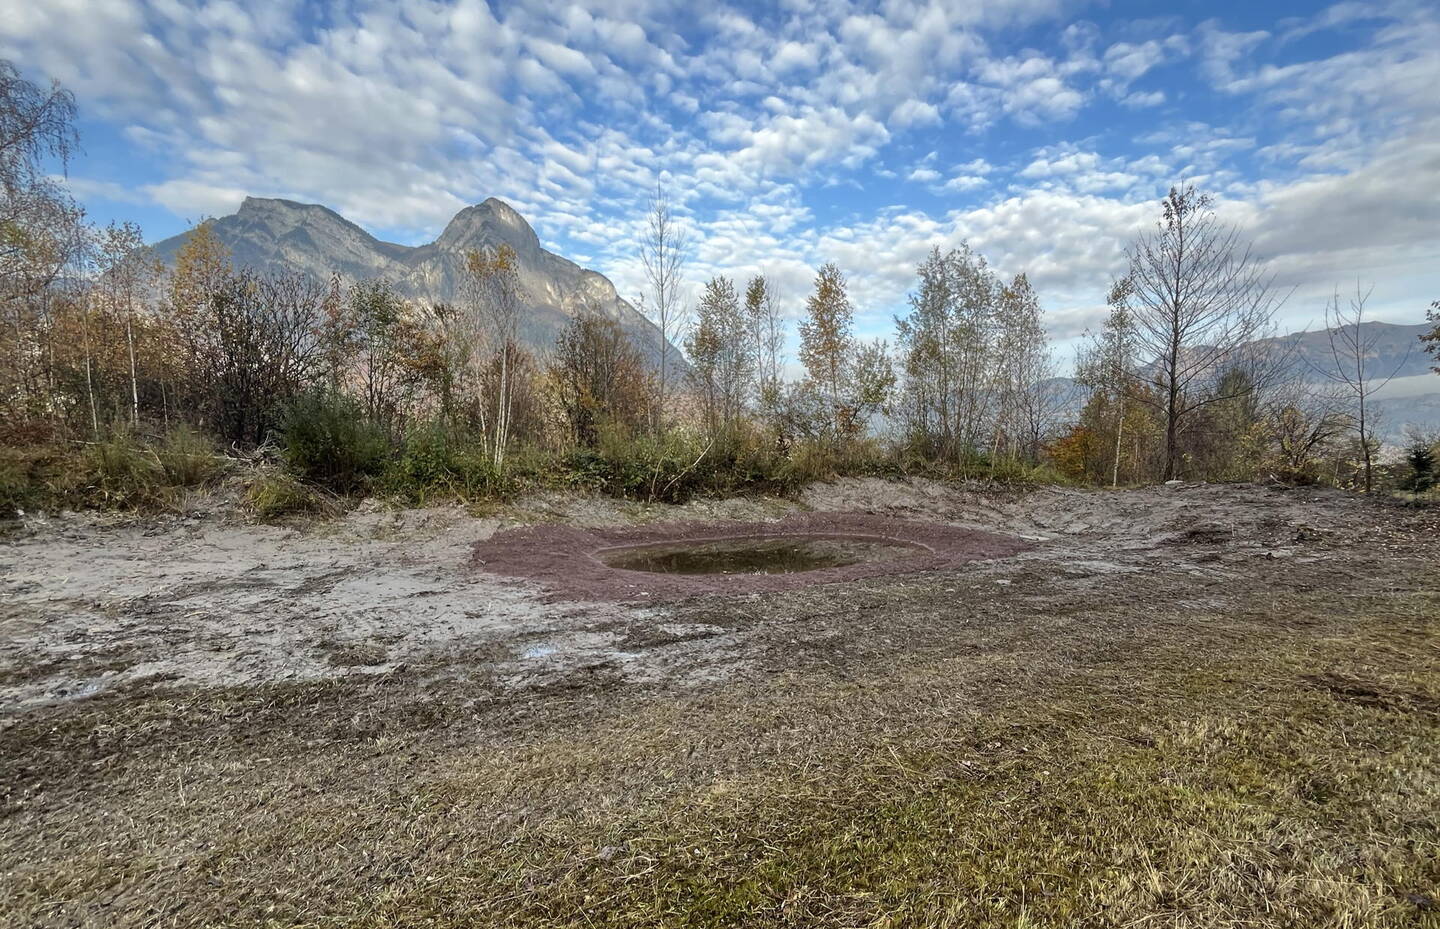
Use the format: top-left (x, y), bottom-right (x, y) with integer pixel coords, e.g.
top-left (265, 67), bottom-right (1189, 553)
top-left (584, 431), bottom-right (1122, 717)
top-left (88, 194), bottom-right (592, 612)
top-left (163, 221), bottom-right (234, 431)
top-left (638, 183), bottom-right (687, 430)
top-left (1076, 301), bottom-right (1139, 486)
top-left (685, 276), bottom-right (752, 442)
top-left (551, 312), bottom-right (654, 446)
top-left (1402, 432), bottom-right (1436, 494)
top-left (798, 263), bottom-right (855, 439)
top-left (94, 221), bottom-right (157, 427)
top-left (334, 278), bottom-right (433, 436)
top-left (991, 273), bottom-right (1056, 462)
top-left (1110, 185), bottom-right (1283, 480)
top-left (1422, 300), bottom-right (1439, 375)
top-left (745, 275), bottom-right (784, 422)
top-left (1309, 284), bottom-right (1406, 493)
top-left (465, 244), bottom-right (522, 470)
top-left (1260, 380), bottom-right (1348, 484)
top-left (0, 60), bottom-right (77, 195)
top-left (0, 60), bottom-right (86, 431)
top-left (894, 245), bottom-right (997, 459)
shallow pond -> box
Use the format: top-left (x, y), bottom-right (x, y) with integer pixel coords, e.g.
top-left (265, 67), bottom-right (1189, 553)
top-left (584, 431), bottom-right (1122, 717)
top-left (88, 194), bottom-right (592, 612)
top-left (597, 534), bottom-right (929, 576)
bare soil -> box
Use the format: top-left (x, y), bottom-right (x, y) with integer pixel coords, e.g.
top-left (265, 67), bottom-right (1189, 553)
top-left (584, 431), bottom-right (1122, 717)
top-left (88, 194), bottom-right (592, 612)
top-left (471, 511), bottom-right (1033, 601)
top-left (1, 479), bottom-right (1437, 927)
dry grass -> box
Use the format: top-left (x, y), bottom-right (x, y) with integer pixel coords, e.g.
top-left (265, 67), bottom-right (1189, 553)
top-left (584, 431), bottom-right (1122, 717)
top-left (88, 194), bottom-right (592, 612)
top-left (4, 585), bottom-right (1438, 927)
top-left (3, 490), bottom-right (1438, 928)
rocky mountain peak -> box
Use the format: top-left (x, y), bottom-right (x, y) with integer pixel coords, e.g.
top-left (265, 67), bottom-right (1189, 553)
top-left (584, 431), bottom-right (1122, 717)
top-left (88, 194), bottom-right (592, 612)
top-left (436, 197), bottom-right (540, 255)
top-left (148, 196), bottom-right (674, 367)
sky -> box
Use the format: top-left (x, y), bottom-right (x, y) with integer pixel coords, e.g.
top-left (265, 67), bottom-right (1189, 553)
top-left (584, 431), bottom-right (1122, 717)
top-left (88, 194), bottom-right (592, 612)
top-left (4, 0), bottom-right (1439, 359)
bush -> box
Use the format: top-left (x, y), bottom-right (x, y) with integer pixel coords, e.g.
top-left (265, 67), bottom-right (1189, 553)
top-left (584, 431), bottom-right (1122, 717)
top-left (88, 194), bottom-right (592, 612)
top-left (381, 426), bottom-right (508, 503)
top-left (84, 432), bottom-right (166, 507)
top-left (0, 456), bottom-right (34, 518)
top-left (278, 392), bottom-right (389, 493)
top-left (244, 471), bottom-right (337, 521)
top-left (155, 425), bottom-right (225, 487)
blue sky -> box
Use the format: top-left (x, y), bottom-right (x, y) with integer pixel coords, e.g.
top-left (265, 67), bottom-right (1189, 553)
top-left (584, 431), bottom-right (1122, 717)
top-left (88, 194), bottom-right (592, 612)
top-left (4, 0), bottom-right (1439, 354)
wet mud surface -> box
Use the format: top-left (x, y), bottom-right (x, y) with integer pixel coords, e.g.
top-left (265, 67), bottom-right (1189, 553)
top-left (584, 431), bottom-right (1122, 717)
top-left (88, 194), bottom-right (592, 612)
top-left (472, 512), bottom-right (1033, 600)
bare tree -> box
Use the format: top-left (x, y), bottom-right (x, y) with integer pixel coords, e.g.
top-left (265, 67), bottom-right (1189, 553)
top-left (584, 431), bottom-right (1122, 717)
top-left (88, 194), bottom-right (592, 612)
top-left (1110, 185), bottom-right (1284, 480)
top-left (638, 183), bottom-right (688, 430)
top-left (1308, 284), bottom-right (1407, 492)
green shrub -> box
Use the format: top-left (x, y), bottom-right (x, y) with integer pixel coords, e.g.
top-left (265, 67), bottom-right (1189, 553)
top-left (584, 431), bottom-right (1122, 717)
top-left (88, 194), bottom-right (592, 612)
top-left (0, 456), bottom-right (34, 518)
top-left (155, 425), bottom-right (224, 487)
top-left (278, 392), bottom-right (389, 493)
top-left (244, 471), bottom-right (336, 521)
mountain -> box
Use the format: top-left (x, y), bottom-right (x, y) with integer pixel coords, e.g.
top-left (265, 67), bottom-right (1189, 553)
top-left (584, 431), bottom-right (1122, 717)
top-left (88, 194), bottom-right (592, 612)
top-left (1262, 322), bottom-right (1434, 381)
top-left (1050, 321), bottom-right (1439, 446)
top-left (150, 197), bottom-right (676, 365)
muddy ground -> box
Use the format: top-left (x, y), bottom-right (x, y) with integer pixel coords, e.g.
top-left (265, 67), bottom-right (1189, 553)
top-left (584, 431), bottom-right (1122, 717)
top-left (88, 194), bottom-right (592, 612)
top-left (1, 479), bottom-right (1437, 927)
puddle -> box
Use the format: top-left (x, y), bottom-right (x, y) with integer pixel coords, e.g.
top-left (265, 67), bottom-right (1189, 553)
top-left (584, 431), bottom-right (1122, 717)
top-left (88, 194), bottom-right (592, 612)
top-left (597, 534), bottom-right (929, 576)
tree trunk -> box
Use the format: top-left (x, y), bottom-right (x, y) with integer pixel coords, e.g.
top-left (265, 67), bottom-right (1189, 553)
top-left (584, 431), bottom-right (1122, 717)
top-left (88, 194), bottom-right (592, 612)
top-left (126, 313), bottom-right (140, 427)
top-left (1112, 400), bottom-right (1124, 488)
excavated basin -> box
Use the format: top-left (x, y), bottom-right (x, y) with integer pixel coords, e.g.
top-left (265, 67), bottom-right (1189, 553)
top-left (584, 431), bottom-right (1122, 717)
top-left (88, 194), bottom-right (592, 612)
top-left (472, 512), bottom-right (1033, 601)
top-left (597, 534), bottom-right (930, 576)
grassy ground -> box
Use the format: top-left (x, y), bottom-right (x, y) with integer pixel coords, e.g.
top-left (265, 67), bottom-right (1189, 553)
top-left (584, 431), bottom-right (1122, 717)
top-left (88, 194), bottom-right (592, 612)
top-left (2, 493), bottom-right (1437, 927)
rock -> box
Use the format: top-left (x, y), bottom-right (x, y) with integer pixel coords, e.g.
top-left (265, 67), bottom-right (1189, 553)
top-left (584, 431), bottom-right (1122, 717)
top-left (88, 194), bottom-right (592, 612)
top-left (1164, 479), bottom-right (1185, 487)
top-left (148, 197), bottom-right (680, 369)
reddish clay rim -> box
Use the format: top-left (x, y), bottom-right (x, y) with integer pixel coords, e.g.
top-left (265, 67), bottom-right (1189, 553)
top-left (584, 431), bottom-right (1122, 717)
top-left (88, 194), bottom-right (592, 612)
top-left (471, 512), bottom-right (1031, 602)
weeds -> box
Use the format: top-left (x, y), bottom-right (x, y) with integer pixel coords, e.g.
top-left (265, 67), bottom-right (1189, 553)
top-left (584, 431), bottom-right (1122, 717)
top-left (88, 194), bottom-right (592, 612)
top-left (243, 470), bottom-right (338, 521)
top-left (82, 431), bottom-right (166, 507)
top-left (154, 425), bottom-right (225, 486)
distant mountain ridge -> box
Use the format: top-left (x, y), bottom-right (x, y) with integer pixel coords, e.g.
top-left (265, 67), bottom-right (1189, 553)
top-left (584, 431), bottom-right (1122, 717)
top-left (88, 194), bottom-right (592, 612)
top-left (150, 197), bottom-right (675, 364)
top-left (1048, 321), bottom-right (1438, 445)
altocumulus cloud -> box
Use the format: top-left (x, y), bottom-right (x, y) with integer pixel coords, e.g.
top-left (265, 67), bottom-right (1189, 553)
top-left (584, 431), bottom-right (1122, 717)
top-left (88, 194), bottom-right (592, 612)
top-left (3, 0), bottom-right (1439, 351)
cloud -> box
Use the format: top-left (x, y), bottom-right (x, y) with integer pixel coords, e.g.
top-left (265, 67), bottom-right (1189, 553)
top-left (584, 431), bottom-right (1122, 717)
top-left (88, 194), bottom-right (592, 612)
top-left (3, 0), bottom-right (1439, 363)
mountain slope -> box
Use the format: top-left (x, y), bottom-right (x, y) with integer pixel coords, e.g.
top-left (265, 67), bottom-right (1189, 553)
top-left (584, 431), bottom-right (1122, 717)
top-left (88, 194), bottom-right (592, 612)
top-left (1049, 322), bottom-right (1438, 445)
top-left (150, 197), bottom-right (674, 364)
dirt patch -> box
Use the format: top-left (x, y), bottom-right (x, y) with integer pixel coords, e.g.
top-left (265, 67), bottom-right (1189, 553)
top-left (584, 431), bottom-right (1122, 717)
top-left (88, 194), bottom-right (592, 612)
top-left (470, 511), bottom-right (1033, 601)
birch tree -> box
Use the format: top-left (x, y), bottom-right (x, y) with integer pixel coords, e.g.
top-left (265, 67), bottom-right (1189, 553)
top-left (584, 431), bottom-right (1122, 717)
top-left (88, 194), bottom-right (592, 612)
top-left (95, 221), bottom-right (156, 427)
top-left (1076, 301), bottom-right (1139, 486)
top-left (686, 276), bottom-right (751, 442)
top-left (991, 273), bottom-right (1055, 461)
top-left (799, 263), bottom-right (854, 439)
top-left (465, 244), bottom-right (522, 470)
top-left (745, 274), bottom-right (784, 420)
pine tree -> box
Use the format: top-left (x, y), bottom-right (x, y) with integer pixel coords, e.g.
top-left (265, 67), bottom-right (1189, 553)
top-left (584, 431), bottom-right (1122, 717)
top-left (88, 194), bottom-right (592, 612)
top-left (1405, 437), bottom-right (1436, 494)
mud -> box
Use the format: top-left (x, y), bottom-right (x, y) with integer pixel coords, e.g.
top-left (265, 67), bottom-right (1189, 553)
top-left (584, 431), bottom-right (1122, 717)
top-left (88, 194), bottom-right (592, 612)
top-left (472, 512), bottom-right (1033, 601)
